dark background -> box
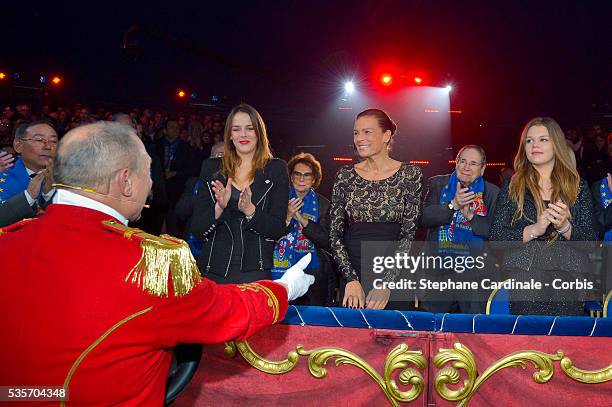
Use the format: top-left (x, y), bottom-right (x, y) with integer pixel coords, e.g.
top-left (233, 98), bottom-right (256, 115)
top-left (2, 0), bottom-right (611, 184)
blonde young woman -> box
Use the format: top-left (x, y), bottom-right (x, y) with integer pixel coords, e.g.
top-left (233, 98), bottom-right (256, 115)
top-left (490, 117), bottom-right (596, 315)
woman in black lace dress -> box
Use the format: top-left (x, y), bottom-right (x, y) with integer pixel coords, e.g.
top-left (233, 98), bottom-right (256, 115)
top-left (329, 109), bottom-right (422, 309)
top-left (489, 117), bottom-right (596, 315)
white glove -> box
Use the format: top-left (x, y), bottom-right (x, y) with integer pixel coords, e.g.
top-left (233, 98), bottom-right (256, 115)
top-left (275, 253), bottom-right (315, 301)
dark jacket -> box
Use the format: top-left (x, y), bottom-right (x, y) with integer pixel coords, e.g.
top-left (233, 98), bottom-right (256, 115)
top-left (489, 179), bottom-right (596, 273)
top-left (591, 179), bottom-right (612, 239)
top-left (154, 138), bottom-right (198, 207)
top-left (0, 192), bottom-right (35, 227)
top-left (421, 174), bottom-right (500, 241)
top-left (284, 192), bottom-right (334, 306)
top-left (189, 158), bottom-right (289, 276)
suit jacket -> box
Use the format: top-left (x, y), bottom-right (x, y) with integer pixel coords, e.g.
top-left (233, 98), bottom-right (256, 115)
top-left (0, 192), bottom-right (35, 227)
top-left (591, 179), bottom-right (612, 239)
top-left (421, 174), bottom-right (500, 241)
top-left (0, 204), bottom-right (287, 406)
top-left (155, 138), bottom-right (198, 207)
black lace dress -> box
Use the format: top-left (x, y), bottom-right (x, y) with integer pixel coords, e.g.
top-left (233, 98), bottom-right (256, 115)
top-left (329, 164), bottom-right (423, 293)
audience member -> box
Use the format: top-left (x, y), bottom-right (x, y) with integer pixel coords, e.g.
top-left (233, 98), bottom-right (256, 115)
top-left (0, 121), bottom-right (57, 225)
top-left (329, 108), bottom-right (422, 310)
top-left (420, 145), bottom-right (499, 313)
top-left (189, 103), bottom-right (289, 284)
top-left (273, 152), bottom-right (334, 306)
top-left (490, 117), bottom-right (596, 316)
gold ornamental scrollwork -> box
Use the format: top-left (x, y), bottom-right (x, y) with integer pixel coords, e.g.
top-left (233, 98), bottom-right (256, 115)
top-left (434, 343), bottom-right (612, 407)
top-left (225, 340), bottom-right (611, 406)
top-left (434, 343), bottom-right (563, 406)
top-left (226, 340), bottom-right (426, 406)
top-left (559, 356), bottom-right (612, 384)
top-left (224, 340), bottom-right (300, 374)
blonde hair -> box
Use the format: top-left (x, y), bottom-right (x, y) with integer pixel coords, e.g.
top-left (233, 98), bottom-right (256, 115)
top-left (509, 117), bottom-right (579, 229)
top-left (221, 104), bottom-right (272, 180)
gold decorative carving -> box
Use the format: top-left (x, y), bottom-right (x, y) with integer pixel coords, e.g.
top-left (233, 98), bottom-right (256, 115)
top-left (295, 343), bottom-right (426, 406)
top-left (224, 340), bottom-right (611, 405)
top-left (225, 340), bottom-right (300, 375)
top-left (434, 343), bottom-right (612, 406)
top-left (559, 356), bottom-right (612, 384)
top-left (226, 341), bottom-right (426, 405)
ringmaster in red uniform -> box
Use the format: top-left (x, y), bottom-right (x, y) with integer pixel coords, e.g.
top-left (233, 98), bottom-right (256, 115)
top-left (0, 121), bottom-right (313, 406)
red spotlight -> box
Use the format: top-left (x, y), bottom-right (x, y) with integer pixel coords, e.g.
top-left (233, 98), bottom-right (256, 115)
top-left (380, 73), bottom-right (393, 86)
top-left (51, 76), bottom-right (62, 85)
top-left (177, 89), bottom-right (186, 98)
top-left (414, 77), bottom-right (422, 85)
top-left (0, 72), bottom-right (6, 80)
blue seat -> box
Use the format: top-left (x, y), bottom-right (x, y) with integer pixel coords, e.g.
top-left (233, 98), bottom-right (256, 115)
top-left (485, 280), bottom-right (510, 315)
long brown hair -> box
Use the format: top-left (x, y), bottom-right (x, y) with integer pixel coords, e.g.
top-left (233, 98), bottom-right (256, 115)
top-left (509, 117), bottom-right (579, 225)
top-left (221, 103), bottom-right (272, 180)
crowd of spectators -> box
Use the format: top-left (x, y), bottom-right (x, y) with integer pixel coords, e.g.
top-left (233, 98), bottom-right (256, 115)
top-left (1, 100), bottom-right (611, 314)
top-left (1, 101), bottom-right (227, 236)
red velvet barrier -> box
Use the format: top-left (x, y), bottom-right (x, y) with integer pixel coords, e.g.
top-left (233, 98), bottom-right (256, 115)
top-left (430, 333), bottom-right (612, 407)
top-left (175, 325), bottom-right (612, 406)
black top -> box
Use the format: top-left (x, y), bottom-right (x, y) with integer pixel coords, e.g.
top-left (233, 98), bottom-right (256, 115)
top-left (329, 163), bottom-right (423, 282)
top-left (489, 179), bottom-right (597, 315)
top-left (189, 157), bottom-right (290, 280)
top-left (228, 186), bottom-right (243, 269)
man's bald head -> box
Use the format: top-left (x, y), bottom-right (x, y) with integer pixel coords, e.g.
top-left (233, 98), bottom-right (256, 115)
top-left (54, 121), bottom-right (144, 192)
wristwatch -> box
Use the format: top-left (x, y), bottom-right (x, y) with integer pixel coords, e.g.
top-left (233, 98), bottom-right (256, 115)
top-left (447, 201), bottom-right (458, 211)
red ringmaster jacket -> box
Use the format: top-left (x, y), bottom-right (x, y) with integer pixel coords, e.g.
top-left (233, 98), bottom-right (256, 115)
top-left (0, 204), bottom-right (288, 406)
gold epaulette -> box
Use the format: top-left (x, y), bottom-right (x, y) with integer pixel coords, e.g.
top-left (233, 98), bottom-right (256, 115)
top-left (102, 219), bottom-right (201, 298)
top-left (0, 218), bottom-right (36, 237)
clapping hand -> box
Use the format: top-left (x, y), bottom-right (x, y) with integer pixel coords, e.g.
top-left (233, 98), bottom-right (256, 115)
top-left (546, 200), bottom-right (570, 231)
top-left (453, 182), bottom-right (475, 209)
top-left (238, 185), bottom-right (256, 216)
top-left (212, 178), bottom-right (232, 209)
top-left (0, 151), bottom-right (14, 172)
top-left (286, 197), bottom-right (303, 223)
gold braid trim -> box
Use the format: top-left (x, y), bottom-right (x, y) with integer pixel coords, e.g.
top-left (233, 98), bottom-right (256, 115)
top-left (237, 283), bottom-right (280, 323)
top-left (61, 307), bottom-right (153, 406)
top-left (102, 220), bottom-right (201, 297)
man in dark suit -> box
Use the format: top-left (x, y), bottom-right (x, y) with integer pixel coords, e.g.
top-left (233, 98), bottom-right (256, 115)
top-left (155, 120), bottom-right (198, 235)
top-left (0, 121), bottom-right (57, 226)
top-left (420, 145), bottom-right (500, 313)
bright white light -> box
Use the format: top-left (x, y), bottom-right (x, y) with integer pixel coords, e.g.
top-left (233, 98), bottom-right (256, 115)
top-left (445, 85), bottom-right (453, 92)
top-left (344, 81), bottom-right (355, 94)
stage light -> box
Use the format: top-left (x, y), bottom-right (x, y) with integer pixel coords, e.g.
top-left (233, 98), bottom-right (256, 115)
top-left (39, 75), bottom-right (47, 83)
top-left (380, 73), bottom-right (393, 86)
top-left (211, 95), bottom-right (219, 102)
top-left (414, 77), bottom-right (422, 85)
top-left (344, 81), bottom-right (355, 94)
top-left (190, 92), bottom-right (197, 99)
top-left (0, 72), bottom-right (6, 80)
top-left (12, 73), bottom-right (20, 80)
top-left (445, 85), bottom-right (452, 92)
top-left (177, 89), bottom-right (186, 98)
top-left (51, 76), bottom-right (62, 85)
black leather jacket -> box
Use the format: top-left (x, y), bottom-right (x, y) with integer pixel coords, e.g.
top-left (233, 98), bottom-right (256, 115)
top-left (189, 158), bottom-right (289, 276)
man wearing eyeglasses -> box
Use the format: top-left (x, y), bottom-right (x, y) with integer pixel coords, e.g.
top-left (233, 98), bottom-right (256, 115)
top-left (0, 120), bottom-right (58, 226)
top-left (420, 145), bottom-right (500, 313)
